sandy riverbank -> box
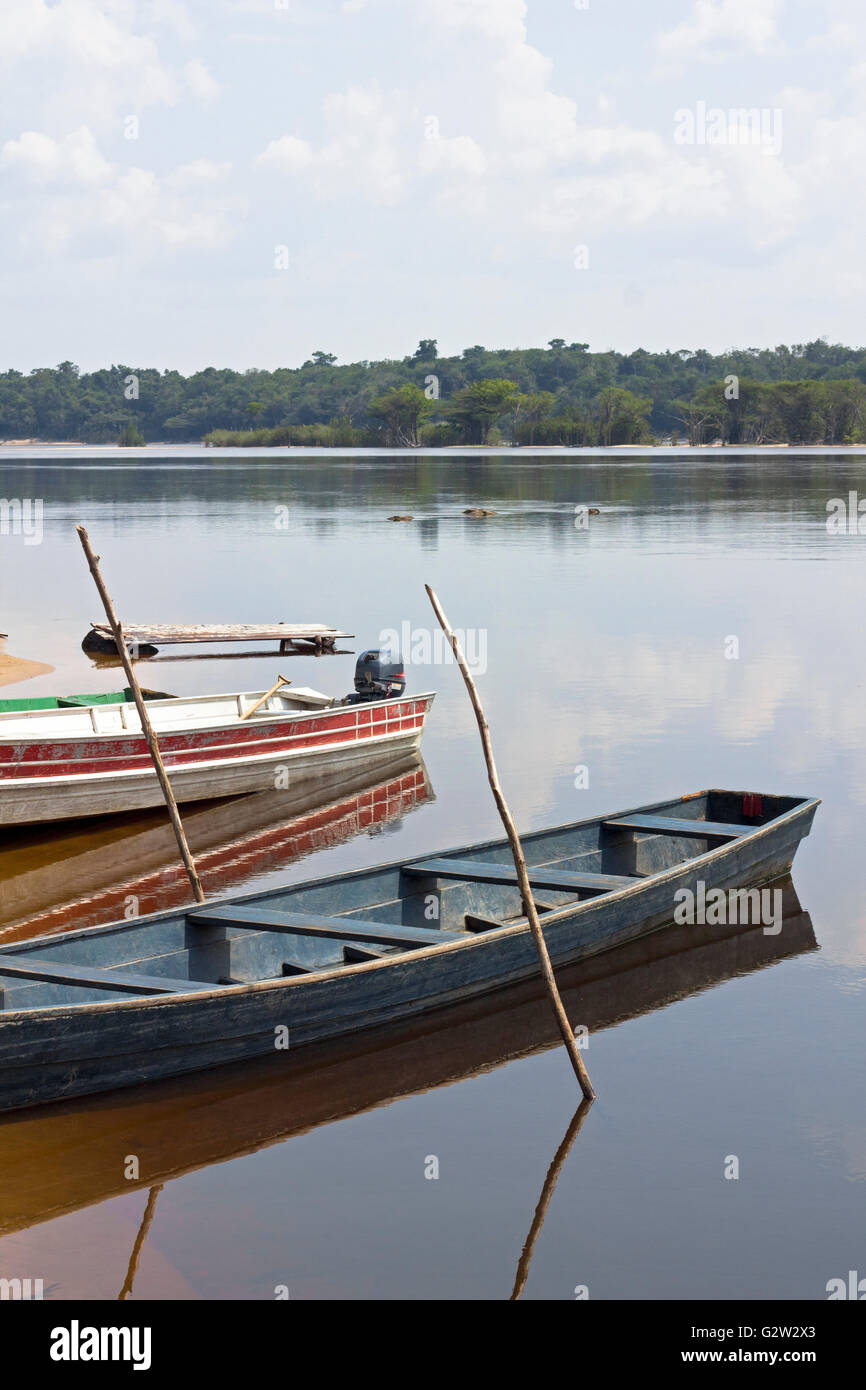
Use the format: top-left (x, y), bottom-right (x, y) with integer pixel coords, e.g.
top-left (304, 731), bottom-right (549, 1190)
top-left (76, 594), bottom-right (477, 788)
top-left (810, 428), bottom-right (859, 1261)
top-left (0, 645), bottom-right (55, 688)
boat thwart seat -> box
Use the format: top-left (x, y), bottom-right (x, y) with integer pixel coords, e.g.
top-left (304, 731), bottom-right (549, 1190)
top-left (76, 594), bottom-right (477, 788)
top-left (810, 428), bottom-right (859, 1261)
top-left (604, 814), bottom-right (749, 840)
top-left (343, 943), bottom-right (391, 963)
top-left (402, 857), bottom-right (634, 894)
top-left (0, 954), bottom-right (218, 995)
top-left (189, 905), bottom-right (451, 949)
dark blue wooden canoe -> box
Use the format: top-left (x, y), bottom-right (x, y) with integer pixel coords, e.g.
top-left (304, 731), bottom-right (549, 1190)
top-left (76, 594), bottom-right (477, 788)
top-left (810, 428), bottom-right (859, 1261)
top-left (0, 878), bottom-right (815, 1235)
top-left (0, 787), bottom-right (819, 1112)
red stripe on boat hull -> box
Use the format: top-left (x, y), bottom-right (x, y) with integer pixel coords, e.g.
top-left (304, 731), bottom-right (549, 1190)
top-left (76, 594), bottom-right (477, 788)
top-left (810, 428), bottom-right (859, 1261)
top-left (1, 699), bottom-right (432, 781)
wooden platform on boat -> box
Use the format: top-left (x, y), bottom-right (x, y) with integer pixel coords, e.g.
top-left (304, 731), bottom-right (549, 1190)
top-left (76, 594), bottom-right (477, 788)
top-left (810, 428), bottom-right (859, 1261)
top-left (86, 623), bottom-right (353, 653)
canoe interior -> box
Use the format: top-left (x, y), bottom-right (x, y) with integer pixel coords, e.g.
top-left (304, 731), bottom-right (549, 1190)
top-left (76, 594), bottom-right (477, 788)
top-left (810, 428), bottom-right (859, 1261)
top-left (0, 685), bottom-right (334, 736)
top-left (0, 688), bottom-right (172, 714)
top-left (0, 788), bottom-right (816, 1014)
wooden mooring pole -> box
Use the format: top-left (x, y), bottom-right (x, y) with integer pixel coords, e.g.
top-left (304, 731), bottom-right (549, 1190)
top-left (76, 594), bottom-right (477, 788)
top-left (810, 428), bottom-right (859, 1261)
top-left (76, 525), bottom-right (205, 904)
top-left (425, 584), bottom-right (595, 1100)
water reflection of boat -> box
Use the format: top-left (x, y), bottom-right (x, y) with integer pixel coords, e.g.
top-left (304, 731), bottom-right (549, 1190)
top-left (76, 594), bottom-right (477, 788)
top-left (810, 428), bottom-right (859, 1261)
top-left (0, 755), bottom-right (434, 943)
top-left (0, 880), bottom-right (816, 1239)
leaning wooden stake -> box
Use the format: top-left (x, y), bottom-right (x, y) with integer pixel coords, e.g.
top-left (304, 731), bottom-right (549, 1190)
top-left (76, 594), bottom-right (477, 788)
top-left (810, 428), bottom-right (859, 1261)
top-left (425, 584), bottom-right (595, 1100)
top-left (76, 525), bottom-right (205, 904)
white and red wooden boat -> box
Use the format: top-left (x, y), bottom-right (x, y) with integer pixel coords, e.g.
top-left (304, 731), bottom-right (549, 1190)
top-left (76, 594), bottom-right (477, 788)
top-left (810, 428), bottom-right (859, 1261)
top-left (0, 660), bottom-right (434, 828)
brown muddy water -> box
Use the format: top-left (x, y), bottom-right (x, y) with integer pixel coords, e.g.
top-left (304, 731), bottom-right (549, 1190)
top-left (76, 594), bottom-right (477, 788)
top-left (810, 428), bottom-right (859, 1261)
top-left (0, 450), bottom-right (864, 1300)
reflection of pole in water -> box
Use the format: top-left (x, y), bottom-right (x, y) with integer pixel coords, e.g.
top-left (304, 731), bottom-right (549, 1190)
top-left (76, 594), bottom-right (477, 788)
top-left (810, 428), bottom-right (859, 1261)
top-left (118, 1184), bottom-right (163, 1300)
top-left (510, 1099), bottom-right (594, 1301)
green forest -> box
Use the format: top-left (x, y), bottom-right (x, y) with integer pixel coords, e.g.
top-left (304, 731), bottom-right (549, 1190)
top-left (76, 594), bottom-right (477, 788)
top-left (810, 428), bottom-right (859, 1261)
top-left (2, 338), bottom-right (865, 447)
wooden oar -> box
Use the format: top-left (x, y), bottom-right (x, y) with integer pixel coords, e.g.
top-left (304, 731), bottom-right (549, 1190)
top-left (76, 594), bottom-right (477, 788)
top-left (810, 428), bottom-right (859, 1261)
top-left (76, 525), bottom-right (205, 904)
top-left (239, 674), bottom-right (291, 720)
top-left (425, 583), bottom-right (595, 1100)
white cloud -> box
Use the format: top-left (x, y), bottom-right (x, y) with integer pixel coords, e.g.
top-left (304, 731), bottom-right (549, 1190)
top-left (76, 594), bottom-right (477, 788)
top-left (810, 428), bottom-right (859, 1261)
top-left (775, 86), bottom-right (833, 118)
top-left (2, 128), bottom-right (239, 257)
top-left (418, 0), bottom-right (579, 173)
top-left (145, 0), bottom-right (197, 40)
top-left (657, 0), bottom-right (785, 66)
top-left (256, 134), bottom-right (315, 174)
top-left (722, 145), bottom-right (801, 244)
top-left (802, 2), bottom-right (866, 56)
top-left (410, 0), bottom-right (809, 249)
top-left (527, 155), bottom-right (726, 241)
top-left (0, 0), bottom-right (220, 134)
top-left (256, 83), bottom-right (408, 203)
top-left (247, 0), bottom-right (840, 260)
top-left (0, 0), bottom-right (177, 120)
top-left (184, 57), bottom-right (219, 103)
top-left (1, 126), bottom-right (112, 185)
top-left (0, 3), bottom-right (234, 267)
top-left (0, 0), bottom-right (864, 364)
top-left (429, 0), bottom-right (527, 46)
top-left (168, 158), bottom-right (233, 184)
top-left (419, 133), bottom-right (485, 177)
top-left (494, 48), bottom-right (579, 172)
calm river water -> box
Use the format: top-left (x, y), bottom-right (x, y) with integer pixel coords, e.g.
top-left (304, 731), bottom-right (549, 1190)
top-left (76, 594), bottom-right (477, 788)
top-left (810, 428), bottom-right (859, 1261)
top-left (0, 449), bottom-right (863, 1300)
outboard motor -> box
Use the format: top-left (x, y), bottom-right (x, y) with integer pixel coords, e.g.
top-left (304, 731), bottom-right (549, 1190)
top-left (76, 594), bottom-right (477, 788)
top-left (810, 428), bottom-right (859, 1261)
top-left (346, 648), bottom-right (406, 702)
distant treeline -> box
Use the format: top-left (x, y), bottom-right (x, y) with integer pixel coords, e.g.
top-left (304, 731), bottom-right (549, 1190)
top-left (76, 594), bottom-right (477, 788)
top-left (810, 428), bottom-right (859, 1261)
top-left (2, 339), bottom-right (865, 447)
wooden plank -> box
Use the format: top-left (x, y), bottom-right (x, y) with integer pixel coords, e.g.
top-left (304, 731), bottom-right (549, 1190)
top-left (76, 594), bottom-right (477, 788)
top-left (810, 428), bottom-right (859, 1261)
top-left (189, 905), bottom-right (451, 949)
top-left (89, 623), bottom-right (353, 646)
top-left (343, 944), bottom-right (391, 963)
top-left (604, 814), bottom-right (747, 839)
top-left (0, 954), bottom-right (217, 995)
top-left (402, 857), bottom-right (634, 894)
top-left (465, 896), bottom-right (582, 934)
top-left (463, 914), bottom-right (507, 934)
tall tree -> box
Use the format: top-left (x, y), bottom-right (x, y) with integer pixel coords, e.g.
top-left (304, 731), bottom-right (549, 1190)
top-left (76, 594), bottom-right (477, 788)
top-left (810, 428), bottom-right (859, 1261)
top-left (595, 387), bottom-right (652, 445)
top-left (368, 383), bottom-right (432, 447)
top-left (518, 391), bottom-right (556, 444)
top-left (446, 379), bottom-right (519, 444)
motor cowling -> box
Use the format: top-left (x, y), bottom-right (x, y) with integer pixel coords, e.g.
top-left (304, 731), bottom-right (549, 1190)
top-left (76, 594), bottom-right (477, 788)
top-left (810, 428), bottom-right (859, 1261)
top-left (348, 648), bottom-right (406, 701)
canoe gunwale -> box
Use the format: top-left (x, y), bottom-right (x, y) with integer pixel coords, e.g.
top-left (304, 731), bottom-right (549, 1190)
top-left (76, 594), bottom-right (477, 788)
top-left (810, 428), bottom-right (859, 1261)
top-left (0, 790), bottom-right (820, 1024)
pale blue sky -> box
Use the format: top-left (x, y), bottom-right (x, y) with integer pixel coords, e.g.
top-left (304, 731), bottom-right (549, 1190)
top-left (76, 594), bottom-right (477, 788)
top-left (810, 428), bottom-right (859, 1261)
top-left (1, 0), bottom-right (864, 370)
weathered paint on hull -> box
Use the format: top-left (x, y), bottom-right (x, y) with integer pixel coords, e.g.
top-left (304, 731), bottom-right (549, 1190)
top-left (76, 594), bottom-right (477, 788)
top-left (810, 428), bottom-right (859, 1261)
top-left (0, 792), bottom-right (817, 1111)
